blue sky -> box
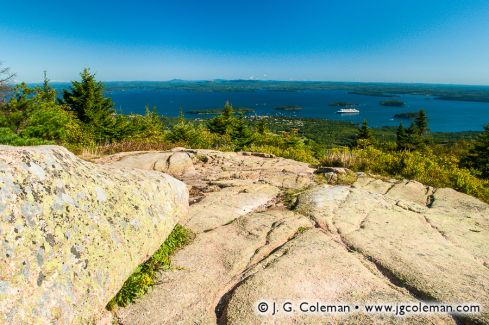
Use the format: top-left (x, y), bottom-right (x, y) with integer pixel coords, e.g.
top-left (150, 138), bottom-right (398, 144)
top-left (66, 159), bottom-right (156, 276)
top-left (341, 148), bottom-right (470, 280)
top-left (1, 0), bottom-right (489, 84)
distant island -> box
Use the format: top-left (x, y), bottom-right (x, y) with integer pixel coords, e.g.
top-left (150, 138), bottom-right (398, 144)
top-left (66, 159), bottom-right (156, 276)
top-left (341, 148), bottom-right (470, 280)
top-left (328, 102), bottom-right (357, 107)
top-left (381, 100), bottom-right (405, 107)
top-left (274, 105), bottom-right (303, 111)
top-left (186, 108), bottom-right (254, 115)
top-left (349, 90), bottom-right (397, 98)
top-left (394, 112), bottom-right (418, 119)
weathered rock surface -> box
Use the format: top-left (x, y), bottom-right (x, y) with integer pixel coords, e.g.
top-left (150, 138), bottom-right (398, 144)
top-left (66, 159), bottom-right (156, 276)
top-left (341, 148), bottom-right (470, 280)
top-left (97, 148), bottom-right (316, 191)
top-left (296, 176), bottom-right (489, 324)
top-left (223, 229), bottom-right (453, 324)
top-left (7, 146), bottom-right (487, 324)
top-left (117, 209), bottom-right (313, 324)
top-left (0, 146), bottom-right (189, 324)
top-left (99, 150), bottom-right (488, 324)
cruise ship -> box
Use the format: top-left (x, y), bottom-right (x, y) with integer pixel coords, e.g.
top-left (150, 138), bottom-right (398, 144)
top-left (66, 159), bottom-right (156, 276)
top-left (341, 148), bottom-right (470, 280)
top-left (336, 107), bottom-right (360, 114)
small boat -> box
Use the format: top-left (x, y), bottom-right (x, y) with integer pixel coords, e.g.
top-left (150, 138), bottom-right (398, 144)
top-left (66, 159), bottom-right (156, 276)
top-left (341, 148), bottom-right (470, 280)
top-left (336, 107), bottom-right (360, 114)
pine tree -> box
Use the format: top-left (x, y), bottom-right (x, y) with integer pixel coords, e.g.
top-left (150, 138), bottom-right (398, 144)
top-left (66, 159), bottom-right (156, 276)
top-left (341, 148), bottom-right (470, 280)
top-left (461, 123), bottom-right (489, 178)
top-left (354, 120), bottom-right (373, 148)
top-left (256, 118), bottom-right (268, 135)
top-left (414, 109), bottom-right (429, 135)
top-left (39, 71), bottom-right (56, 102)
top-left (168, 110), bottom-right (197, 143)
top-left (405, 123), bottom-right (421, 150)
top-left (231, 113), bottom-right (255, 151)
top-left (222, 100), bottom-right (233, 119)
top-left (207, 101), bottom-right (236, 135)
top-left (396, 123), bottom-right (408, 150)
top-left (61, 68), bottom-right (118, 142)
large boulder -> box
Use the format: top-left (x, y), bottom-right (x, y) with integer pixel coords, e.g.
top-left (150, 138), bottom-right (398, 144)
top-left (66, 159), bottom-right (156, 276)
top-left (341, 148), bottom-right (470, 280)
top-left (0, 146), bottom-right (188, 324)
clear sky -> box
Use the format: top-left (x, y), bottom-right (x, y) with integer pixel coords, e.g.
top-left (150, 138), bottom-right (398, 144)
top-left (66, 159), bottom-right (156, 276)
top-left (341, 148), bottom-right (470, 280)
top-left (1, 0), bottom-right (489, 84)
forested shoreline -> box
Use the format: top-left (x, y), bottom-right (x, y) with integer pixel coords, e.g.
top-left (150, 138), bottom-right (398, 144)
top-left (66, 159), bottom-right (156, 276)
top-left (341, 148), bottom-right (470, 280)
top-left (1, 67), bottom-right (488, 203)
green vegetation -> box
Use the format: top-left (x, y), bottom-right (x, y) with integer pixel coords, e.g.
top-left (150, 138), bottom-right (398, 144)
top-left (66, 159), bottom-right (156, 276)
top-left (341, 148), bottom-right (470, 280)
top-left (186, 107), bottom-right (254, 115)
top-left (354, 120), bottom-right (374, 148)
top-left (322, 147), bottom-right (489, 203)
top-left (1, 67), bottom-right (488, 204)
top-left (395, 110), bottom-right (429, 151)
top-left (335, 169), bottom-right (359, 185)
top-left (380, 100), bottom-right (405, 107)
top-left (349, 90), bottom-right (396, 97)
top-left (460, 124), bottom-right (489, 178)
top-left (274, 105), bottom-right (303, 111)
top-left (107, 224), bottom-right (193, 309)
top-left (394, 112), bottom-right (418, 119)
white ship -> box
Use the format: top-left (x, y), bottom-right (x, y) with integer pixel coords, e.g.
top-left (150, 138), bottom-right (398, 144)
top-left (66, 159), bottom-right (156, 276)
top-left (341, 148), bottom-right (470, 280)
top-left (336, 107), bottom-right (360, 114)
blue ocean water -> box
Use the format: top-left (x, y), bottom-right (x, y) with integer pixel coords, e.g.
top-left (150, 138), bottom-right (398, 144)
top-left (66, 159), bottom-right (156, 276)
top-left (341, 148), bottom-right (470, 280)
top-left (106, 89), bottom-right (489, 132)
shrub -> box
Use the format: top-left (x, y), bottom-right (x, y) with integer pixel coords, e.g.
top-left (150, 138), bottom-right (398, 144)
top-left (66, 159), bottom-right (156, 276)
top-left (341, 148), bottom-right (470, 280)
top-left (321, 146), bottom-right (489, 203)
top-left (107, 224), bottom-right (193, 309)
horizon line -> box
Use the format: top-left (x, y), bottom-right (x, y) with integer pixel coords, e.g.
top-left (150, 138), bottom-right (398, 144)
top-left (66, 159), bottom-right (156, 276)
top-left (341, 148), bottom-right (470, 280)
top-left (22, 79), bottom-right (489, 87)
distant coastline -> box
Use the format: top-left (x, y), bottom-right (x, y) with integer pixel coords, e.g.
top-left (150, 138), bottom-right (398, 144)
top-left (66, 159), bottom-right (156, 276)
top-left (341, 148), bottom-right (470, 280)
top-left (34, 80), bottom-right (489, 104)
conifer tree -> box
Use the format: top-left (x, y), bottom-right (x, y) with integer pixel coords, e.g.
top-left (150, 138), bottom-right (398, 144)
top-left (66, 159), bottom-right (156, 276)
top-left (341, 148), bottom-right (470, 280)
top-left (396, 123), bottom-right (408, 150)
top-left (354, 120), bottom-right (373, 148)
top-left (256, 118), bottom-right (268, 135)
top-left (61, 68), bottom-right (118, 142)
top-left (231, 113), bottom-right (254, 151)
top-left (168, 110), bottom-right (197, 143)
top-left (222, 100), bottom-right (233, 119)
top-left (461, 123), bottom-right (489, 178)
top-left (207, 101), bottom-right (236, 135)
top-left (414, 109), bottom-right (429, 135)
top-left (39, 71), bottom-right (56, 102)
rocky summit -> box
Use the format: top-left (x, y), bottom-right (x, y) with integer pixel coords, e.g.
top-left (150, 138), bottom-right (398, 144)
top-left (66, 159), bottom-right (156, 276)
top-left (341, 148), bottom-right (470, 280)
top-left (0, 146), bottom-right (188, 324)
top-left (1, 146), bottom-right (488, 324)
top-left (98, 148), bottom-right (488, 325)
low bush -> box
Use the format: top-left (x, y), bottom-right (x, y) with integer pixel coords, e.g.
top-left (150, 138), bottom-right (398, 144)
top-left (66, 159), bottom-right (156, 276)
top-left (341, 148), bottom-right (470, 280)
top-left (107, 224), bottom-right (193, 309)
top-left (321, 146), bottom-right (489, 203)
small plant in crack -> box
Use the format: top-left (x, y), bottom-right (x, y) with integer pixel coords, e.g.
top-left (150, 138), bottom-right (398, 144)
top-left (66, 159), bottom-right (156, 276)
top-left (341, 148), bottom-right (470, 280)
top-left (296, 226), bottom-right (309, 234)
top-left (282, 189), bottom-right (306, 210)
top-left (106, 224), bottom-right (194, 310)
top-left (196, 154), bottom-right (209, 163)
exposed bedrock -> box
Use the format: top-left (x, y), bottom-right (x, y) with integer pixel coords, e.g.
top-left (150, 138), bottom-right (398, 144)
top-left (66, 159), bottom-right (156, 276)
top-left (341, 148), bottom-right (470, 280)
top-left (0, 146), bottom-right (188, 324)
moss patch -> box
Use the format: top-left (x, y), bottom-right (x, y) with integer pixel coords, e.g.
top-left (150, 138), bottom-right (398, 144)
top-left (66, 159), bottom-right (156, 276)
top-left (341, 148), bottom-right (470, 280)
top-left (107, 224), bottom-right (193, 309)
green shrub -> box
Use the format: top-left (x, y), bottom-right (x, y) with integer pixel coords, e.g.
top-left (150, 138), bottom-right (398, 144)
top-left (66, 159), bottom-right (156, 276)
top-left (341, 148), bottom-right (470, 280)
top-left (322, 146), bottom-right (489, 203)
top-left (107, 224), bottom-right (193, 309)
top-left (0, 127), bottom-right (51, 146)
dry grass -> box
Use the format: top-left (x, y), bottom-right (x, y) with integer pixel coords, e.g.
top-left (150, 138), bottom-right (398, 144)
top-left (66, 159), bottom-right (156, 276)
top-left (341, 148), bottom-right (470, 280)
top-left (76, 140), bottom-right (180, 160)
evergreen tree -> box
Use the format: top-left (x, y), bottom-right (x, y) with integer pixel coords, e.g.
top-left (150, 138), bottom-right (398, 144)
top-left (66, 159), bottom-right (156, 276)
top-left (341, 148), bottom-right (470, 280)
top-left (256, 118), bottom-right (268, 135)
top-left (396, 123), bottom-right (409, 150)
top-left (222, 100), bottom-right (233, 119)
top-left (354, 120), bottom-right (373, 148)
top-left (40, 71), bottom-right (56, 102)
top-left (231, 113), bottom-right (255, 151)
top-left (168, 110), bottom-right (197, 143)
top-left (405, 123), bottom-right (421, 150)
top-left (61, 68), bottom-right (119, 142)
top-left (207, 101), bottom-right (236, 135)
top-left (461, 123), bottom-right (489, 178)
top-left (414, 109), bottom-right (429, 135)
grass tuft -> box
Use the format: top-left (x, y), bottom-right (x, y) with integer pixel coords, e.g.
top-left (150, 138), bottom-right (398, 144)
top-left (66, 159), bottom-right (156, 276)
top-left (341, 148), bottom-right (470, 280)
top-left (106, 224), bottom-right (193, 310)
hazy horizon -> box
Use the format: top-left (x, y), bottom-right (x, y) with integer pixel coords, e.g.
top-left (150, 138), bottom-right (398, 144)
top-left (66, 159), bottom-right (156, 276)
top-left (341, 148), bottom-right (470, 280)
top-left (27, 79), bottom-right (489, 88)
top-left (2, 0), bottom-right (489, 85)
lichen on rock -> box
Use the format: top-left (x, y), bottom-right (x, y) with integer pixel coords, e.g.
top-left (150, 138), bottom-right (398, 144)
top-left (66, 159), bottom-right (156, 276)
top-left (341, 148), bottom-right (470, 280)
top-left (0, 145), bottom-right (188, 324)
